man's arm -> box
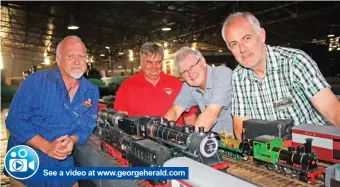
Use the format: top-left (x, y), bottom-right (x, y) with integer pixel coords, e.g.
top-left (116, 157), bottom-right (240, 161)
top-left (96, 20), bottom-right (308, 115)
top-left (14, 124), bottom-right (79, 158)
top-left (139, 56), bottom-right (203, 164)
top-left (183, 106), bottom-right (197, 125)
top-left (164, 104), bottom-right (186, 121)
top-left (6, 75), bottom-right (42, 147)
top-left (311, 88), bottom-right (340, 126)
top-left (292, 51), bottom-right (339, 126)
top-left (168, 83), bottom-right (197, 122)
top-left (233, 116), bottom-right (250, 140)
top-left (184, 115), bottom-right (197, 125)
top-left (113, 81), bottom-right (130, 114)
top-left (197, 67), bottom-right (233, 132)
top-left (194, 104), bottom-right (222, 132)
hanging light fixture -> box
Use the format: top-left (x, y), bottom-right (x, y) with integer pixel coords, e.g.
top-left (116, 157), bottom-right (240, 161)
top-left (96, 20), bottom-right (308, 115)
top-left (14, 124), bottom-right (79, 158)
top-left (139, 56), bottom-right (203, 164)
top-left (161, 27), bottom-right (171, 31)
top-left (67, 14), bottom-right (79, 30)
top-left (161, 18), bottom-right (171, 31)
top-left (328, 28), bottom-right (335, 38)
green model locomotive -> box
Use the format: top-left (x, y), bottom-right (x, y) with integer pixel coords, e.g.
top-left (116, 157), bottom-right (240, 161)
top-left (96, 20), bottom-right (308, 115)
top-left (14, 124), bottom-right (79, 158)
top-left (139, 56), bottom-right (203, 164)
top-left (219, 131), bottom-right (325, 183)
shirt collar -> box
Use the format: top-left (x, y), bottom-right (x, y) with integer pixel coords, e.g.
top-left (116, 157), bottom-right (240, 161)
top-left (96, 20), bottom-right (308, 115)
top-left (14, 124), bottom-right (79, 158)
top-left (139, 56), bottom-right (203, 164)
top-left (266, 45), bottom-right (279, 71)
top-left (47, 69), bottom-right (96, 92)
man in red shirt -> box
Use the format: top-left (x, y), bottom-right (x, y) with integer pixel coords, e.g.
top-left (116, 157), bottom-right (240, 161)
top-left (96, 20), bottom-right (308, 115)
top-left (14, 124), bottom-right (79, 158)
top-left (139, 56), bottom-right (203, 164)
top-left (114, 42), bottom-right (197, 125)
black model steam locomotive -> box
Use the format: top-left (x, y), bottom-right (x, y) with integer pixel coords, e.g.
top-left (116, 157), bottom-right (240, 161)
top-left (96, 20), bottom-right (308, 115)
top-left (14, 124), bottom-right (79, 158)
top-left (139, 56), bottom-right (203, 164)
top-left (96, 109), bottom-right (225, 173)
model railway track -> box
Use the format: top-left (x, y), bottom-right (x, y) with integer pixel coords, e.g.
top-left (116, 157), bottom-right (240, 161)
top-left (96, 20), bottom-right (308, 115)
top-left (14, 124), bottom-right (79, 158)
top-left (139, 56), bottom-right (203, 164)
top-left (317, 161), bottom-right (332, 168)
top-left (87, 135), bottom-right (152, 187)
top-left (220, 152), bottom-right (324, 187)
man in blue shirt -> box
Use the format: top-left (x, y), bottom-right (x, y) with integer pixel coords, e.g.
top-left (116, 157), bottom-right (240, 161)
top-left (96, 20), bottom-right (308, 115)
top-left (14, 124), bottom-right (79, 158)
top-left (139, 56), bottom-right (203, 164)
top-left (5, 35), bottom-right (99, 187)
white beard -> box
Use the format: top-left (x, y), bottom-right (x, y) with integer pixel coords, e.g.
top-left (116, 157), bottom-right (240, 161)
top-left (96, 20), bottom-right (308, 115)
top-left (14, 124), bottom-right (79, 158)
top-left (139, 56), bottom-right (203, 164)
top-left (70, 72), bottom-right (84, 79)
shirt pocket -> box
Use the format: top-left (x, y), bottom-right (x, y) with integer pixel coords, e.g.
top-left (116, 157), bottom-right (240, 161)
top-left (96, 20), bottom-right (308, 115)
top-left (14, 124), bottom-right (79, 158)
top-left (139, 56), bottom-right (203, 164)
top-left (273, 89), bottom-right (300, 120)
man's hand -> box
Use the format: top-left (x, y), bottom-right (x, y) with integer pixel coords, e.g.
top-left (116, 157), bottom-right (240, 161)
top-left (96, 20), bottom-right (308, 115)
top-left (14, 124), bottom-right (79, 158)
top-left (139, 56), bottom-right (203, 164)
top-left (45, 135), bottom-right (77, 160)
top-left (45, 135), bottom-right (69, 160)
top-left (194, 104), bottom-right (222, 132)
top-left (164, 104), bottom-right (186, 122)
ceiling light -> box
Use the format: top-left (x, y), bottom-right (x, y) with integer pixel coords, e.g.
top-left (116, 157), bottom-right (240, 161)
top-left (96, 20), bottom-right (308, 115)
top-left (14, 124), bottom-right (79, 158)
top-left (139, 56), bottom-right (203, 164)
top-left (67, 14), bottom-right (79, 30)
top-left (328, 34), bottom-right (335, 38)
top-left (118, 52), bottom-right (124, 55)
top-left (105, 46), bottom-right (110, 49)
top-left (162, 27), bottom-right (171, 31)
top-left (100, 54), bottom-right (105, 56)
top-left (44, 58), bottom-right (50, 65)
top-left (118, 66), bottom-right (122, 68)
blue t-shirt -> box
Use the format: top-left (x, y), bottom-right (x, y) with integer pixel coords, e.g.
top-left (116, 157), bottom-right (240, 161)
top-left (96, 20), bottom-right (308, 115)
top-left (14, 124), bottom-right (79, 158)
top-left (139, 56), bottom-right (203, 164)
top-left (5, 69), bottom-right (99, 187)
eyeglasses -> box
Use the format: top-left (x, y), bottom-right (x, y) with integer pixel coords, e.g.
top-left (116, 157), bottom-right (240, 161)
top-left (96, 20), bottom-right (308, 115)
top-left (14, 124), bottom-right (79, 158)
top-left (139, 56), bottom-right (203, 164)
top-left (180, 57), bottom-right (201, 76)
top-left (63, 89), bottom-right (92, 118)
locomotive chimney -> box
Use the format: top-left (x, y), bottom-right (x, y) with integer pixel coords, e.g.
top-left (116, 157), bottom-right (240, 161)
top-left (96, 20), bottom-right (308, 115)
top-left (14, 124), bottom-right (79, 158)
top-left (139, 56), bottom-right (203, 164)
top-left (183, 126), bottom-right (190, 133)
top-left (242, 128), bottom-right (246, 141)
top-left (168, 121), bottom-right (176, 127)
top-left (305, 138), bottom-right (313, 154)
top-left (198, 127), bottom-right (204, 133)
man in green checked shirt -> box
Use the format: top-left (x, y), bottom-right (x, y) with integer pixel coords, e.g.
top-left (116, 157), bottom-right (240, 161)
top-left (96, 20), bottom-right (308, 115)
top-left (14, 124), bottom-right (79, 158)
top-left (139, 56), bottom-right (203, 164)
top-left (221, 12), bottom-right (340, 140)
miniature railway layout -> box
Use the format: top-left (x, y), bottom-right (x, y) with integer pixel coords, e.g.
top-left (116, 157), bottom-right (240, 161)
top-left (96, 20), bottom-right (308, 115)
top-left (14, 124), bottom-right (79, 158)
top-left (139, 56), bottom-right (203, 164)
top-left (87, 135), bottom-right (329, 187)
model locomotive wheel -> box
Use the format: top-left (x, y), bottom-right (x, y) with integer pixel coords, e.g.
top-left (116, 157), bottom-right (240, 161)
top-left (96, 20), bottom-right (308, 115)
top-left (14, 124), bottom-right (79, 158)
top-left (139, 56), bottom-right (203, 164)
top-left (267, 163), bottom-right (275, 171)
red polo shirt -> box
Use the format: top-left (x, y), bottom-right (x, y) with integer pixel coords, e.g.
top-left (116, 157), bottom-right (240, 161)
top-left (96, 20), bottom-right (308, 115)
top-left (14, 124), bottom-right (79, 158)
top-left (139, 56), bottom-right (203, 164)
top-left (114, 71), bottom-right (197, 125)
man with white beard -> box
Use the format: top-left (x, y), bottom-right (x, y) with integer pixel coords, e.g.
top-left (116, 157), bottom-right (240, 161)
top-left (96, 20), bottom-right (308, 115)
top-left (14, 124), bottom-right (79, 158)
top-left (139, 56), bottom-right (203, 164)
top-left (5, 35), bottom-right (99, 187)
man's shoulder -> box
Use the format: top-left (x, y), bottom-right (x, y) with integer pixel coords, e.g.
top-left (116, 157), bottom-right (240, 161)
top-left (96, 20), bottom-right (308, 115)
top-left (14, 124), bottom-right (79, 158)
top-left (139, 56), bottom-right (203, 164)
top-left (270, 45), bottom-right (305, 59)
top-left (25, 69), bottom-right (56, 81)
top-left (82, 77), bottom-right (99, 90)
top-left (213, 66), bottom-right (233, 75)
top-left (120, 74), bottom-right (139, 86)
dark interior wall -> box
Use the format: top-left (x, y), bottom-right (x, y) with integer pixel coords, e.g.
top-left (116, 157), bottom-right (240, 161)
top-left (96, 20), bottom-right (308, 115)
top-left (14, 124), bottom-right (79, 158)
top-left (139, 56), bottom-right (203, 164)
top-left (204, 55), bottom-right (238, 70)
top-left (299, 44), bottom-right (340, 77)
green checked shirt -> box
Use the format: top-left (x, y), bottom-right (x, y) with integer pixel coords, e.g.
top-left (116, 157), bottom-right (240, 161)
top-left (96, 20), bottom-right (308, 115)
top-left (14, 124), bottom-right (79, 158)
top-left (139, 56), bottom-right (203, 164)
top-left (231, 45), bottom-right (331, 126)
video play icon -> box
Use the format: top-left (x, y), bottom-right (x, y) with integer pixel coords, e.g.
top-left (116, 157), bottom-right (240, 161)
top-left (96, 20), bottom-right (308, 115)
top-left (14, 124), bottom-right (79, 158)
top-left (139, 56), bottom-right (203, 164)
top-left (5, 145), bottom-right (40, 180)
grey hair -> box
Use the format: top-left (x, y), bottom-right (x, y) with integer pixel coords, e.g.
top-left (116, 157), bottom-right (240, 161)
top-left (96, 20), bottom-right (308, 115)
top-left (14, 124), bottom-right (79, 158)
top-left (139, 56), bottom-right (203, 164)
top-left (56, 35), bottom-right (86, 59)
top-left (140, 42), bottom-right (164, 61)
top-left (174, 47), bottom-right (202, 69)
top-left (221, 12), bottom-right (261, 42)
